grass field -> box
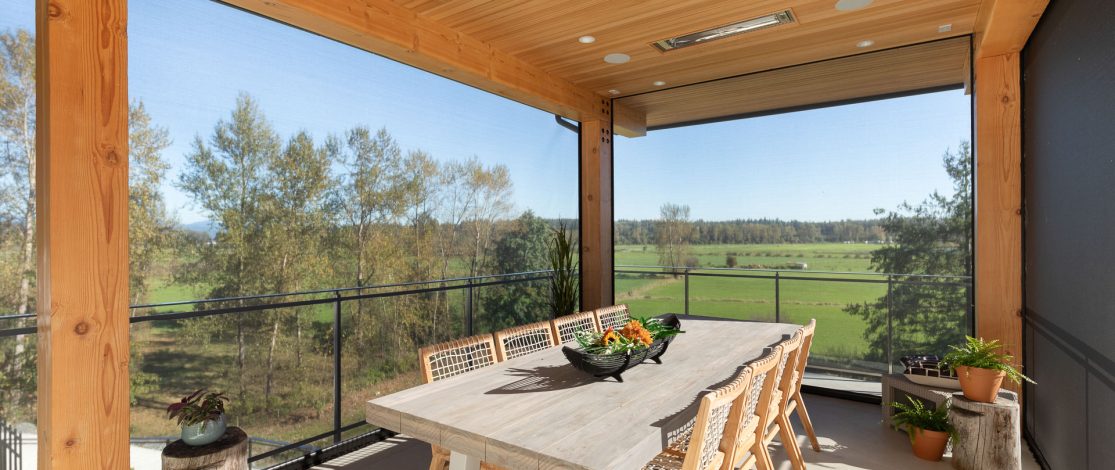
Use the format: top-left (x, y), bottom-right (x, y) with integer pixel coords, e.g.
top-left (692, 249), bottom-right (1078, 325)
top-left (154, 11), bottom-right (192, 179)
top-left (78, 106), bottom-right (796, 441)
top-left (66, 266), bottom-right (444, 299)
top-left (615, 243), bottom-right (885, 365)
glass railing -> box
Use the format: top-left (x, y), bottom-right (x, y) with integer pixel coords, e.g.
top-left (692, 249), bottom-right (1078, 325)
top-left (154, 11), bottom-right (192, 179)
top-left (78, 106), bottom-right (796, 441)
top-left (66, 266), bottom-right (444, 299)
top-left (0, 270), bottom-right (555, 469)
top-left (614, 265), bottom-right (973, 396)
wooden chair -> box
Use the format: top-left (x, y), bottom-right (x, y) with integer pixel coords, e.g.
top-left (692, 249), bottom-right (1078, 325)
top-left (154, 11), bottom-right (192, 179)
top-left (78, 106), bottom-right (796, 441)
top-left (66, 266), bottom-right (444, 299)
top-left (761, 331), bottom-right (806, 470)
top-left (493, 320), bottom-right (558, 361)
top-left (786, 319), bottom-right (820, 452)
top-left (594, 304), bottom-right (631, 331)
top-left (418, 334), bottom-right (500, 470)
top-left (720, 346), bottom-right (782, 470)
top-left (550, 310), bottom-right (601, 344)
top-left (643, 368), bottom-right (753, 470)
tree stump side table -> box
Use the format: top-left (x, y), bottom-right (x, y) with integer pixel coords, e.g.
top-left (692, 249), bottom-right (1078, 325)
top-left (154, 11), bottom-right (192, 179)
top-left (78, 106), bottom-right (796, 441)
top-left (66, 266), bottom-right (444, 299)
top-left (162, 426), bottom-right (248, 470)
top-left (949, 390), bottom-right (1021, 470)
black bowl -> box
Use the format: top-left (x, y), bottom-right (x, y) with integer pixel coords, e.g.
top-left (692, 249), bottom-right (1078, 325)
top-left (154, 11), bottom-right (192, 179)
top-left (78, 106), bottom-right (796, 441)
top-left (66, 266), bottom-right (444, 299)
top-left (561, 314), bottom-right (680, 382)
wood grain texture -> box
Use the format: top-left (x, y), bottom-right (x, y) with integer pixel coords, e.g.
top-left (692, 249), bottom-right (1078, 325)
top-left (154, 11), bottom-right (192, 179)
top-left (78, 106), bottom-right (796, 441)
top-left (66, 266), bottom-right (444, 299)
top-left (618, 37), bottom-right (970, 129)
top-left (393, 0), bottom-right (982, 98)
top-left (220, 0), bottom-right (609, 122)
top-left (35, 0), bottom-right (131, 468)
top-left (974, 53), bottom-right (1022, 394)
top-left (366, 318), bottom-right (799, 470)
top-left (949, 391), bottom-right (1022, 470)
top-left (162, 427), bottom-right (249, 470)
top-left (974, 0), bottom-right (1049, 57)
top-left (613, 102), bottom-right (646, 138)
top-left (579, 113), bottom-right (614, 311)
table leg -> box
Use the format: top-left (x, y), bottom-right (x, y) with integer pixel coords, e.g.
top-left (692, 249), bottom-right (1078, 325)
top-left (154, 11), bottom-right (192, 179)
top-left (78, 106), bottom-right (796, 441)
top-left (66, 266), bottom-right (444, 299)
top-left (448, 450), bottom-right (481, 470)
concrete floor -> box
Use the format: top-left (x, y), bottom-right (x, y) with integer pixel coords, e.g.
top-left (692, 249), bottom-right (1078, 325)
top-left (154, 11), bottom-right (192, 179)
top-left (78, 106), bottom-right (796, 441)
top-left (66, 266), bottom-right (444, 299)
top-left (314, 394), bottom-right (1039, 470)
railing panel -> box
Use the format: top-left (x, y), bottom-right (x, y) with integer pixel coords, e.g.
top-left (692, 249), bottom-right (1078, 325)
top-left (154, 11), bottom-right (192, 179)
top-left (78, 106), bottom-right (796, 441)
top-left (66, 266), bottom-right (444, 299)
top-left (685, 269), bottom-right (778, 322)
top-left (614, 271), bottom-right (681, 317)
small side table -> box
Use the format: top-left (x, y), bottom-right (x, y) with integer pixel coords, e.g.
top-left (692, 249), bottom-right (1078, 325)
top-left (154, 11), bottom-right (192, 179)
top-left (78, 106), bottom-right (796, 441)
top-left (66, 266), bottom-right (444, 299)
top-left (162, 427), bottom-right (248, 470)
top-left (950, 391), bottom-right (1021, 470)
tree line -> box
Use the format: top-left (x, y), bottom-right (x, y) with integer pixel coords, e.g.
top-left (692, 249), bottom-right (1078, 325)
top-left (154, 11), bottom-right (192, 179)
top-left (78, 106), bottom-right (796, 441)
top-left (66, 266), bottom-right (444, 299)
top-left (616, 217), bottom-right (886, 245)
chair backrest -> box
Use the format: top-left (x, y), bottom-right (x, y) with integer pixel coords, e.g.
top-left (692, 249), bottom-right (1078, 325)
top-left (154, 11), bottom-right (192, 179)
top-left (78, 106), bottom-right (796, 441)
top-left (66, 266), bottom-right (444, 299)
top-left (494, 320), bottom-right (558, 361)
top-left (681, 367), bottom-right (752, 470)
top-left (790, 319), bottom-right (816, 397)
top-left (550, 310), bottom-right (601, 344)
top-left (418, 333), bottom-right (500, 384)
top-left (594, 304), bottom-right (631, 331)
top-left (721, 346), bottom-right (781, 468)
top-left (772, 330), bottom-right (804, 413)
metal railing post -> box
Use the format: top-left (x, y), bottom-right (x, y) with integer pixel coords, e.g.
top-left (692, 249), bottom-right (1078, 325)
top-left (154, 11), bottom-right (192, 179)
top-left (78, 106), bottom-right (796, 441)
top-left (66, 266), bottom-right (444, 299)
top-left (465, 279), bottom-right (475, 336)
top-left (774, 271), bottom-right (781, 323)
top-left (886, 275), bottom-right (894, 374)
top-left (332, 290), bottom-right (342, 444)
top-left (683, 268), bottom-right (690, 316)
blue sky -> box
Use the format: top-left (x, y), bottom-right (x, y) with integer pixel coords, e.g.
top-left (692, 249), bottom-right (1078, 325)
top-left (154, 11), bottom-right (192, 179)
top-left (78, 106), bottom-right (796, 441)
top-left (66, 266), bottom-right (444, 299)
top-left (2, 0), bottom-right (970, 224)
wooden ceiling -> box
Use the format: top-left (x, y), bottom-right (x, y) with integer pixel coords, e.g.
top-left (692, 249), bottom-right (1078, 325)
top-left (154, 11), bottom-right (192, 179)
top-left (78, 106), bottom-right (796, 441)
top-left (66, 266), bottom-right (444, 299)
top-left (618, 36), bottom-right (971, 129)
top-left (393, 0), bottom-right (985, 99)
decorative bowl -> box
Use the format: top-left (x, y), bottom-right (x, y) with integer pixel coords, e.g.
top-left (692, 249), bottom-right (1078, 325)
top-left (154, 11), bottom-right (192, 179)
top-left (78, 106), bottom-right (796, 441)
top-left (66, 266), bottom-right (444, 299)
top-left (561, 314), bottom-right (680, 382)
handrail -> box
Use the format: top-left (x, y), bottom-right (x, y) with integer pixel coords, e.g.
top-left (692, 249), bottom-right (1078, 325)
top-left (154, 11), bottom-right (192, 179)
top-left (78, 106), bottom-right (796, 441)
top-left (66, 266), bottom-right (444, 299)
top-left (614, 264), bottom-right (971, 280)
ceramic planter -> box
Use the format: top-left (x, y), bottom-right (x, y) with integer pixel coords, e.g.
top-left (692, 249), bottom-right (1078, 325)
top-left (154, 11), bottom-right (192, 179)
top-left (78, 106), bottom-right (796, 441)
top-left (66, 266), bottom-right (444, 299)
top-left (910, 427), bottom-right (949, 461)
top-left (181, 413), bottom-right (227, 446)
top-left (956, 365), bottom-right (1006, 403)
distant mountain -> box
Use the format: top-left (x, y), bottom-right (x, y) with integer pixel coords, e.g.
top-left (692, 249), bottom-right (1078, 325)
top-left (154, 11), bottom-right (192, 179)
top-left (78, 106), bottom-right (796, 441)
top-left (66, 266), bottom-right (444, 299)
top-left (180, 221), bottom-right (218, 238)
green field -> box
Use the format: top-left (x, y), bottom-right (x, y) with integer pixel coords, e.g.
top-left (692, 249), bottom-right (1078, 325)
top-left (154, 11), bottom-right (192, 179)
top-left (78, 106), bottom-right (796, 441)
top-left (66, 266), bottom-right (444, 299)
top-left (615, 243), bottom-right (885, 366)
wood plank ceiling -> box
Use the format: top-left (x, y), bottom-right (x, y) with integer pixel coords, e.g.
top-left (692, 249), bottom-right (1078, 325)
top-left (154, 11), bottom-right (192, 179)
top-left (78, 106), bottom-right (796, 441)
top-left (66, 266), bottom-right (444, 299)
top-left (393, 0), bottom-right (984, 101)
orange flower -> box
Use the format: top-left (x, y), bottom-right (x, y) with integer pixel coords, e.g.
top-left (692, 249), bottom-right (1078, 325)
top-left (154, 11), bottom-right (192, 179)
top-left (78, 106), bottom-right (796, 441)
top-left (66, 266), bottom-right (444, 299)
top-left (599, 327), bottom-right (621, 346)
top-left (619, 320), bottom-right (653, 347)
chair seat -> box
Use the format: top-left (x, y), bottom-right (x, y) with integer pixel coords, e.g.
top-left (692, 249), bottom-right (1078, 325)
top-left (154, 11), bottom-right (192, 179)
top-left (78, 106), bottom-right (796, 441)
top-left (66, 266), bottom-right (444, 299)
top-left (642, 448), bottom-right (688, 470)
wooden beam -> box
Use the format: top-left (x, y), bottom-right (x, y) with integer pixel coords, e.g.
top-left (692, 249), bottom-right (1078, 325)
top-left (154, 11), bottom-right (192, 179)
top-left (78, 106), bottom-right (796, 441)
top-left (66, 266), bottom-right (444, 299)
top-left (974, 0), bottom-right (1049, 58)
top-left (220, 0), bottom-right (609, 122)
top-left (36, 0), bottom-right (130, 468)
top-left (613, 102), bottom-right (646, 138)
top-left (579, 100), bottom-right (614, 310)
top-left (973, 52), bottom-right (1022, 392)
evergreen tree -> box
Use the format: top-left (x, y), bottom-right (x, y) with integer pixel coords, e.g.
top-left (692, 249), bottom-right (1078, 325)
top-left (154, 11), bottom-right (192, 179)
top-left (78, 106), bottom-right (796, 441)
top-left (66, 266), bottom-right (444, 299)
top-left (481, 211), bottom-right (551, 330)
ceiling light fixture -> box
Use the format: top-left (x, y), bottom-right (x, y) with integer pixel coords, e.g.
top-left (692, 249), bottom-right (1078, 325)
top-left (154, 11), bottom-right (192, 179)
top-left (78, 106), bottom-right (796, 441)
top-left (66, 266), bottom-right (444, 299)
top-left (603, 53), bottom-right (630, 64)
top-left (651, 10), bottom-right (795, 52)
top-left (938, 24), bottom-right (953, 33)
top-left (856, 40), bottom-right (875, 48)
top-left (835, 0), bottom-right (873, 11)
top-left (578, 35), bottom-right (596, 44)
top-left (608, 89), bottom-right (621, 95)
top-left (653, 81), bottom-right (666, 86)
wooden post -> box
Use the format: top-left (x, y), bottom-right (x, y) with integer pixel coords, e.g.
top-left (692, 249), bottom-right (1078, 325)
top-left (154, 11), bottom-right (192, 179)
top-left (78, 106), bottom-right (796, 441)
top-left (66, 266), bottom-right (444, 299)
top-left (162, 428), bottom-right (249, 470)
top-left (579, 98), bottom-right (614, 310)
top-left (949, 391), bottom-right (1022, 470)
top-left (35, 0), bottom-right (131, 468)
top-left (973, 52), bottom-right (1023, 393)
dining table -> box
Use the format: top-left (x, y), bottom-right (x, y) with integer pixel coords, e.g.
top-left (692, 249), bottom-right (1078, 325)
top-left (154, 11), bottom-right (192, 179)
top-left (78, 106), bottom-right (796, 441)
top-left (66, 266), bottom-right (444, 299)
top-left (366, 315), bottom-right (800, 470)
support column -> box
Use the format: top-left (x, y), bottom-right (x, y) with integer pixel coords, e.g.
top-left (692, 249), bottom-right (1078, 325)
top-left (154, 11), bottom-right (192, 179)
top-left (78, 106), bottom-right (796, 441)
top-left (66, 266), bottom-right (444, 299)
top-left (579, 99), bottom-right (614, 310)
top-left (36, 0), bottom-right (130, 468)
top-left (973, 52), bottom-right (1022, 392)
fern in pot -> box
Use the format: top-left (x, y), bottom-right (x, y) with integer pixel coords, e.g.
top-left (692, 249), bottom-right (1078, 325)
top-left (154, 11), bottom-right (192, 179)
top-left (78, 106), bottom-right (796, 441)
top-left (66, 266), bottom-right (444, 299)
top-left (167, 390), bottom-right (229, 446)
top-left (891, 397), bottom-right (955, 461)
top-left (549, 221), bottom-right (578, 318)
top-left (944, 336), bottom-right (1034, 403)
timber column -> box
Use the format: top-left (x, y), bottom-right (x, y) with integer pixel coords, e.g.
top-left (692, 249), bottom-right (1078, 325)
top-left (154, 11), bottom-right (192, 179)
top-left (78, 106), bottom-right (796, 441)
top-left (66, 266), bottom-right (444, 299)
top-left (36, 0), bottom-right (131, 468)
top-left (579, 98), bottom-right (615, 310)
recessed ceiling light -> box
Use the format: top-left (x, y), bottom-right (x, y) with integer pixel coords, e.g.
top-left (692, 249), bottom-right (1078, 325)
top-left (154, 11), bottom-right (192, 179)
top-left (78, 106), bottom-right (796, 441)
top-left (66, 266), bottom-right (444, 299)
top-left (578, 35), bottom-right (596, 44)
top-left (603, 53), bottom-right (630, 64)
top-left (608, 89), bottom-right (621, 95)
top-left (856, 40), bottom-right (875, 48)
top-left (938, 24), bottom-right (953, 33)
top-left (653, 81), bottom-right (666, 86)
top-left (835, 0), bottom-right (873, 11)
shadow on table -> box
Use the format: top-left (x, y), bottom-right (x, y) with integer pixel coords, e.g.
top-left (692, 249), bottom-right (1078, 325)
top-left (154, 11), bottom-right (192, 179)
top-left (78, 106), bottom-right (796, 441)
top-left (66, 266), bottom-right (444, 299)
top-left (484, 365), bottom-right (598, 394)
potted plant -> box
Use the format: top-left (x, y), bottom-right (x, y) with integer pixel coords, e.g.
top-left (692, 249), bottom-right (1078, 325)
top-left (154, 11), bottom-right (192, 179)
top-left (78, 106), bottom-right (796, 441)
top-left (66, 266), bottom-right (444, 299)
top-left (167, 390), bottom-right (229, 446)
top-left (891, 397), bottom-right (955, 461)
top-left (943, 336), bottom-right (1035, 403)
top-left (548, 220), bottom-right (578, 318)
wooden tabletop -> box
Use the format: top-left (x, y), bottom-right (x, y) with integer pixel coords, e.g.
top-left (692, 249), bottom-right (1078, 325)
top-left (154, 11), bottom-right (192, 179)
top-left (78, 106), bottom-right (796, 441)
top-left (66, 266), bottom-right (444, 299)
top-left (366, 316), bottom-right (799, 470)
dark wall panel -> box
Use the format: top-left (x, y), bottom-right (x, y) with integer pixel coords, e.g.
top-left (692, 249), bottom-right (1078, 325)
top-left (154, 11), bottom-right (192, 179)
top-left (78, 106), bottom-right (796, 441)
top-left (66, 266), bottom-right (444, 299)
top-left (1022, 0), bottom-right (1115, 468)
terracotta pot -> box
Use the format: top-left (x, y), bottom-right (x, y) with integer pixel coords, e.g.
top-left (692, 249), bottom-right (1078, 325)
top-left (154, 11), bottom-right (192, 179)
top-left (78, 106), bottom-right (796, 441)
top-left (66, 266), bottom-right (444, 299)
top-left (910, 427), bottom-right (950, 461)
top-left (956, 365), bottom-right (1006, 403)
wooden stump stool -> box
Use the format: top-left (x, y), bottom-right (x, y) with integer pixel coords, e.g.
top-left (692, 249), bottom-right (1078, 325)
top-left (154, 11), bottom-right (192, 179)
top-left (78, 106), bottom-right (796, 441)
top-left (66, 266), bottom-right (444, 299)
top-left (162, 427), bottom-right (248, 470)
top-left (949, 390), bottom-right (1021, 470)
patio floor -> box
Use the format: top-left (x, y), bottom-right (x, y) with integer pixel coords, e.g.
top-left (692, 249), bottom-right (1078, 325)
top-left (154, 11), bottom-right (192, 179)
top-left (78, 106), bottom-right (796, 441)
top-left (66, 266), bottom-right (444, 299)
top-left (314, 393), bottom-right (1040, 469)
